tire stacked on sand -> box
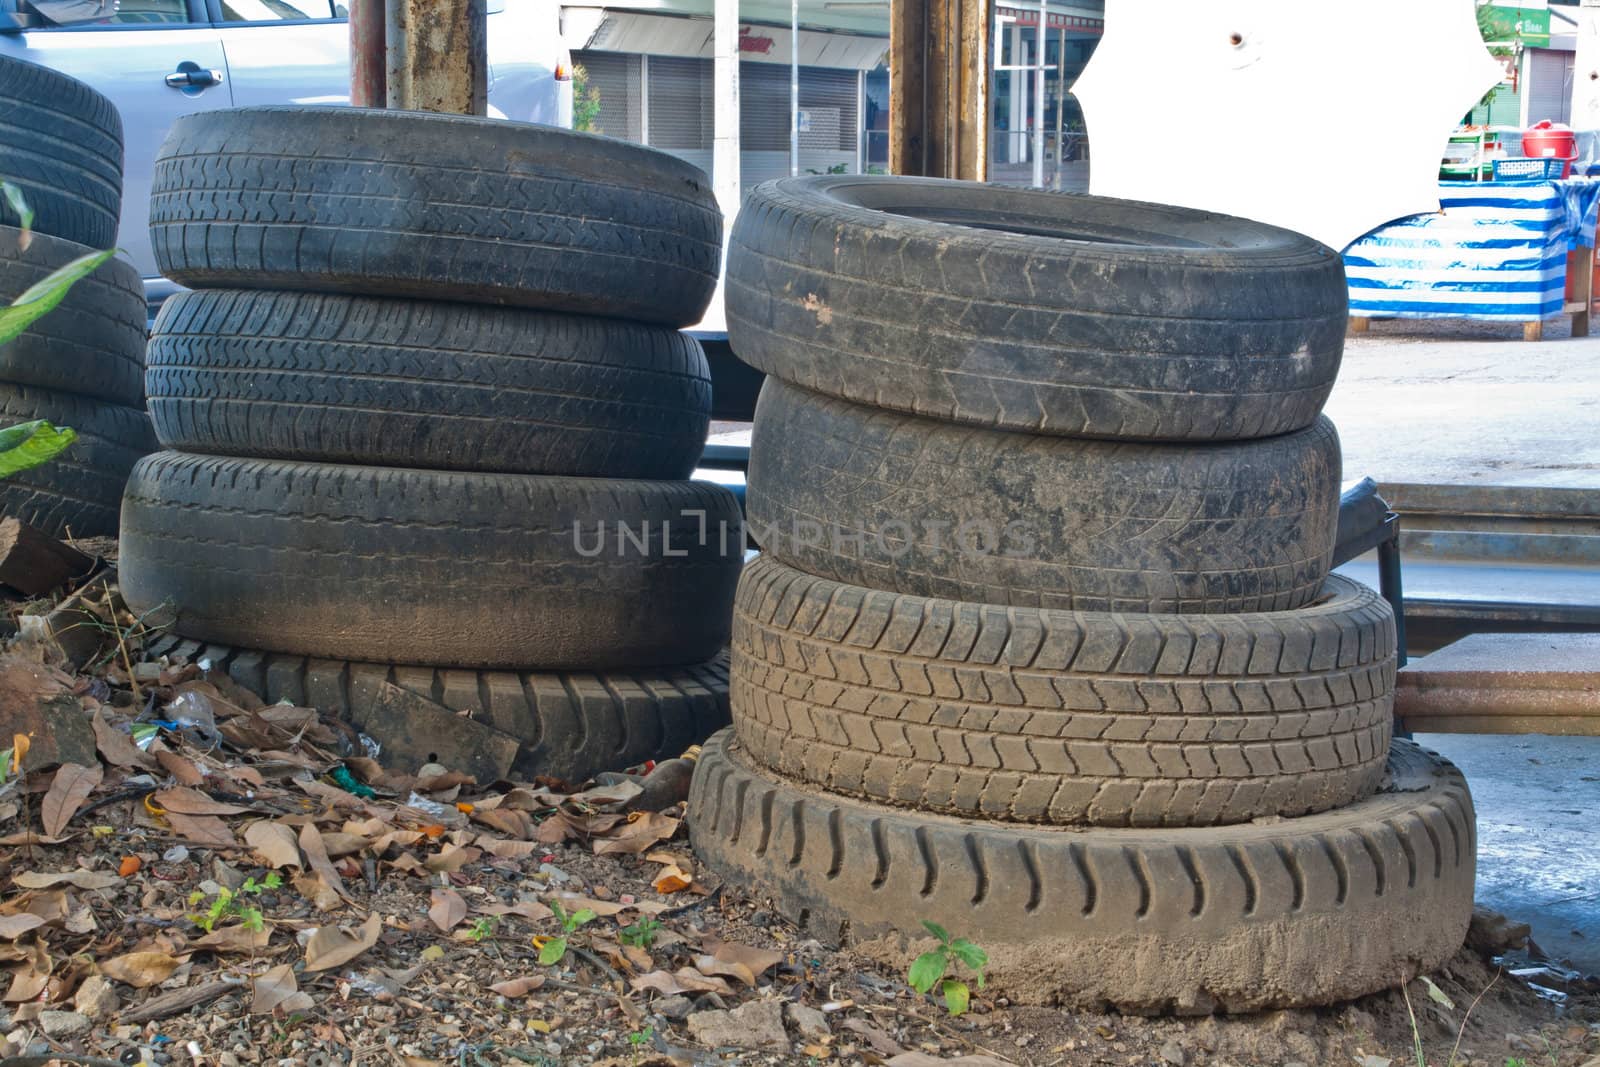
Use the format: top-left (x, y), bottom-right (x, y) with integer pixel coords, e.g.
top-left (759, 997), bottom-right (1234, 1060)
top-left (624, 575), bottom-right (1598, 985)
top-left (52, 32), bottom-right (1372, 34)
top-left (0, 56), bottom-right (155, 538)
top-left (118, 107), bottom-right (743, 783)
top-left (690, 175), bottom-right (1475, 1012)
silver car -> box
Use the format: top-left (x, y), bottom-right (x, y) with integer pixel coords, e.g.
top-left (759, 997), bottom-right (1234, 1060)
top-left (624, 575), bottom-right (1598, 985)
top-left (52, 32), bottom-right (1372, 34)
top-left (0, 0), bottom-right (573, 303)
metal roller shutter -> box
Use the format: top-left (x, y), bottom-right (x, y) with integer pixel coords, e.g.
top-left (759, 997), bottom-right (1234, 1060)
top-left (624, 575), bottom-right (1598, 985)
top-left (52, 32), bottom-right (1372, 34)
top-left (1527, 48), bottom-right (1573, 125)
top-left (574, 51), bottom-right (642, 142)
top-left (647, 55), bottom-right (713, 175)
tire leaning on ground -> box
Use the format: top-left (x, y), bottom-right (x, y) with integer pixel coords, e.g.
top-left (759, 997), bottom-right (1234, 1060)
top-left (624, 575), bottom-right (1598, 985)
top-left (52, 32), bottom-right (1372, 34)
top-left (0, 385), bottom-right (154, 538)
top-left (0, 55), bottom-right (123, 249)
top-left (0, 228), bottom-right (147, 407)
top-left (731, 556), bottom-right (1394, 827)
top-left (748, 378), bottom-right (1342, 614)
top-left (150, 107), bottom-right (723, 327)
top-left (118, 453), bottom-right (745, 670)
top-left (689, 729), bottom-right (1475, 1013)
top-left (147, 290), bottom-right (714, 479)
top-left (726, 176), bottom-right (1347, 441)
top-left (145, 634), bottom-right (731, 786)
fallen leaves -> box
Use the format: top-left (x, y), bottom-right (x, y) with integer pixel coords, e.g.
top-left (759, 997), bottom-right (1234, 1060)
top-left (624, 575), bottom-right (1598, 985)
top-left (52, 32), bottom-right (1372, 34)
top-left (302, 913), bottom-right (382, 972)
top-left (428, 888), bottom-right (467, 934)
top-left (40, 762), bottom-right (101, 836)
top-left (244, 821), bottom-right (301, 870)
top-left (593, 812), bottom-right (680, 857)
top-left (99, 950), bottom-right (181, 989)
top-left (251, 963), bottom-right (312, 1014)
top-left (489, 975), bottom-right (546, 997)
top-left (12, 869), bottom-right (120, 890)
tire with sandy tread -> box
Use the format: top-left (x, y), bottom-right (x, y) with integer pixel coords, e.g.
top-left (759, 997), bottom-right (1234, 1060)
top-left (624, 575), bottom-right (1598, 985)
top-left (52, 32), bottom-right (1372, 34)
top-left (726, 175), bottom-right (1346, 442)
top-left (688, 730), bottom-right (1475, 1013)
top-left (146, 289), bottom-right (713, 478)
top-left (119, 453), bottom-right (743, 670)
top-left (145, 633), bottom-right (729, 785)
top-left (0, 228), bottom-right (146, 407)
top-left (0, 385), bottom-right (154, 538)
top-left (748, 379), bottom-right (1341, 614)
top-left (150, 107), bottom-right (721, 326)
top-left (732, 556), bottom-right (1394, 826)
top-left (0, 55), bottom-right (123, 248)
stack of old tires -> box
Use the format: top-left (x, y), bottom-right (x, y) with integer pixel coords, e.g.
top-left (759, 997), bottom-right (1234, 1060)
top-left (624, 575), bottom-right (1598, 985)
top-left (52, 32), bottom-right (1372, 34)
top-left (690, 176), bottom-right (1476, 1013)
top-left (118, 107), bottom-right (744, 784)
top-left (0, 55), bottom-right (154, 538)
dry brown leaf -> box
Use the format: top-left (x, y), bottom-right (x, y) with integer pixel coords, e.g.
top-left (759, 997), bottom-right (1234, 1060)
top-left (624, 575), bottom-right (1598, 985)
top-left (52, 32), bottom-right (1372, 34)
top-left (91, 709), bottom-right (155, 770)
top-left (3, 941), bottom-right (50, 1001)
top-left (423, 844), bottom-right (480, 873)
top-left (489, 975), bottom-right (546, 997)
top-left (164, 811), bottom-right (237, 849)
top-left (628, 967), bottom-right (732, 997)
top-left (192, 925), bottom-right (272, 954)
top-left (0, 832), bottom-right (70, 847)
top-left (0, 914), bottom-right (45, 939)
top-left (652, 863), bottom-right (692, 894)
top-left (251, 963), bottom-right (313, 1014)
top-left (298, 823), bottom-right (350, 902)
top-left (292, 872), bottom-right (343, 913)
top-left (706, 940), bottom-right (785, 980)
top-left (154, 787), bottom-right (250, 816)
top-left (692, 955), bottom-right (756, 987)
top-left (480, 839), bottom-right (540, 860)
top-left (41, 763), bottom-right (101, 837)
top-left (475, 900), bottom-right (553, 921)
top-left (470, 807), bottom-right (532, 839)
top-left (303, 913), bottom-right (382, 972)
top-left (153, 748), bottom-right (205, 786)
top-left (100, 950), bottom-right (181, 988)
top-left (318, 832), bottom-right (368, 858)
top-left (244, 821), bottom-right (302, 870)
top-left (428, 888), bottom-right (467, 934)
top-left (13, 869), bottom-right (119, 890)
top-left (593, 812), bottom-right (681, 857)
top-left (545, 893), bottom-right (670, 918)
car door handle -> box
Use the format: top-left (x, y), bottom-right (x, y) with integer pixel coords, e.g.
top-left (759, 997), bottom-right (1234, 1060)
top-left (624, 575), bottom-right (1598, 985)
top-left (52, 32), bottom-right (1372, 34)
top-left (166, 66), bottom-right (224, 89)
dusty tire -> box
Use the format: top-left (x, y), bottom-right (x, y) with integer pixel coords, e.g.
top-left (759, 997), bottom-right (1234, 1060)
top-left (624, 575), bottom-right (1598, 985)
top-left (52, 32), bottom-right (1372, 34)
top-left (150, 107), bottom-right (722, 326)
top-left (726, 176), bottom-right (1346, 442)
top-left (145, 633), bottom-right (729, 786)
top-left (689, 730), bottom-right (1475, 1013)
top-left (146, 290), bottom-right (713, 478)
top-left (0, 386), bottom-right (154, 538)
top-left (0, 228), bottom-right (146, 407)
top-left (119, 453), bottom-right (744, 670)
top-left (732, 556), bottom-right (1394, 827)
top-left (0, 55), bottom-right (122, 249)
top-left (748, 379), bottom-right (1341, 613)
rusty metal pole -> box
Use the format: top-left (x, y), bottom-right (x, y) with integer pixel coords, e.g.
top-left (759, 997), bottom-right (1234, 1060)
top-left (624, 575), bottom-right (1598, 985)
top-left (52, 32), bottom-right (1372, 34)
top-left (889, 0), bottom-right (989, 180)
top-left (349, 0), bottom-right (386, 107)
top-left (385, 0), bottom-right (488, 115)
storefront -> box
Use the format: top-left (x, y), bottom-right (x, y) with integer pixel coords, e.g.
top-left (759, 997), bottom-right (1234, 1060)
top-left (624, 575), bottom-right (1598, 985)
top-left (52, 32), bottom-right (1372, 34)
top-left (990, 3), bottom-right (1102, 190)
top-left (568, 8), bottom-right (888, 196)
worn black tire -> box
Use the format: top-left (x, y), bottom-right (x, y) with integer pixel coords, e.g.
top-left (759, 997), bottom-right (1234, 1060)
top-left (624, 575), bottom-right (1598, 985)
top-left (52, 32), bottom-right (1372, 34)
top-left (726, 176), bottom-right (1347, 441)
top-left (146, 290), bottom-right (713, 478)
top-left (145, 632), bottom-right (729, 785)
top-left (0, 55), bottom-right (122, 249)
top-left (0, 385), bottom-right (154, 538)
top-left (689, 730), bottom-right (1475, 1013)
top-left (749, 380), bottom-right (1342, 614)
top-left (0, 228), bottom-right (146, 407)
top-left (119, 453), bottom-right (744, 670)
top-left (151, 107), bottom-right (722, 326)
top-left (731, 556), bottom-right (1394, 827)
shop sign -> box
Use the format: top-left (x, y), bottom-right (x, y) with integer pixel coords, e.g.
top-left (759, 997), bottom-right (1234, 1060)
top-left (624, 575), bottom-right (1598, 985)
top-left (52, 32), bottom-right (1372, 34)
top-left (1478, 4), bottom-right (1550, 48)
top-left (739, 25), bottom-right (776, 55)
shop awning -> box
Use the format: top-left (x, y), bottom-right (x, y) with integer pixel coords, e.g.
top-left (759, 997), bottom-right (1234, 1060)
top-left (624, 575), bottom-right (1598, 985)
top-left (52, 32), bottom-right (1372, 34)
top-left (577, 10), bottom-right (889, 70)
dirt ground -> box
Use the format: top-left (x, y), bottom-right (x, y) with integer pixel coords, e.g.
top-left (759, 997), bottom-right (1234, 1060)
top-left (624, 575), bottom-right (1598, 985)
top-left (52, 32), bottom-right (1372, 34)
top-left (0, 565), bottom-right (1596, 1067)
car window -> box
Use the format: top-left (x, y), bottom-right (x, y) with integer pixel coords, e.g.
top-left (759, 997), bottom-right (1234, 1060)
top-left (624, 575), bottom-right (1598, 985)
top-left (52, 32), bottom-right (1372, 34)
top-left (218, 0), bottom-right (339, 20)
top-left (25, 0), bottom-right (189, 26)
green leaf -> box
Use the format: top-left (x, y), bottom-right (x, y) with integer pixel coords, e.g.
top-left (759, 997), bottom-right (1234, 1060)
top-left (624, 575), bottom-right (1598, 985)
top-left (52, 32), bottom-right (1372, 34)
top-left (0, 420), bottom-right (76, 478)
top-left (948, 938), bottom-right (988, 972)
top-left (1420, 974), bottom-right (1455, 1010)
top-left (0, 248), bottom-right (115, 347)
top-left (569, 908), bottom-right (597, 930)
top-left (940, 978), bottom-right (970, 1016)
top-left (1, 182), bottom-right (32, 235)
top-left (538, 936), bottom-right (568, 966)
top-left (919, 920), bottom-right (951, 943)
top-left (907, 950), bottom-right (947, 994)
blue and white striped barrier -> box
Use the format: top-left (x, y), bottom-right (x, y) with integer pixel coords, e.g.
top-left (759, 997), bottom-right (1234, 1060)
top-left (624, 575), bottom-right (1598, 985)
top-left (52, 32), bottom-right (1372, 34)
top-left (1344, 181), bottom-right (1567, 322)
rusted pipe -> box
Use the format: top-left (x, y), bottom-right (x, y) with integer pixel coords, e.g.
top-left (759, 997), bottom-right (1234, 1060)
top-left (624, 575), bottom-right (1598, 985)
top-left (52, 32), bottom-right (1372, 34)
top-left (349, 0), bottom-right (386, 107)
top-left (385, 0), bottom-right (488, 115)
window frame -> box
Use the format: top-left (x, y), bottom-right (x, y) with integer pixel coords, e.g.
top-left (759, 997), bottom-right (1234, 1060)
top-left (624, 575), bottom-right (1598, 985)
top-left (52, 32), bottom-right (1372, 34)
top-left (203, 0), bottom-right (344, 28)
top-left (4, 0), bottom-right (207, 32)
